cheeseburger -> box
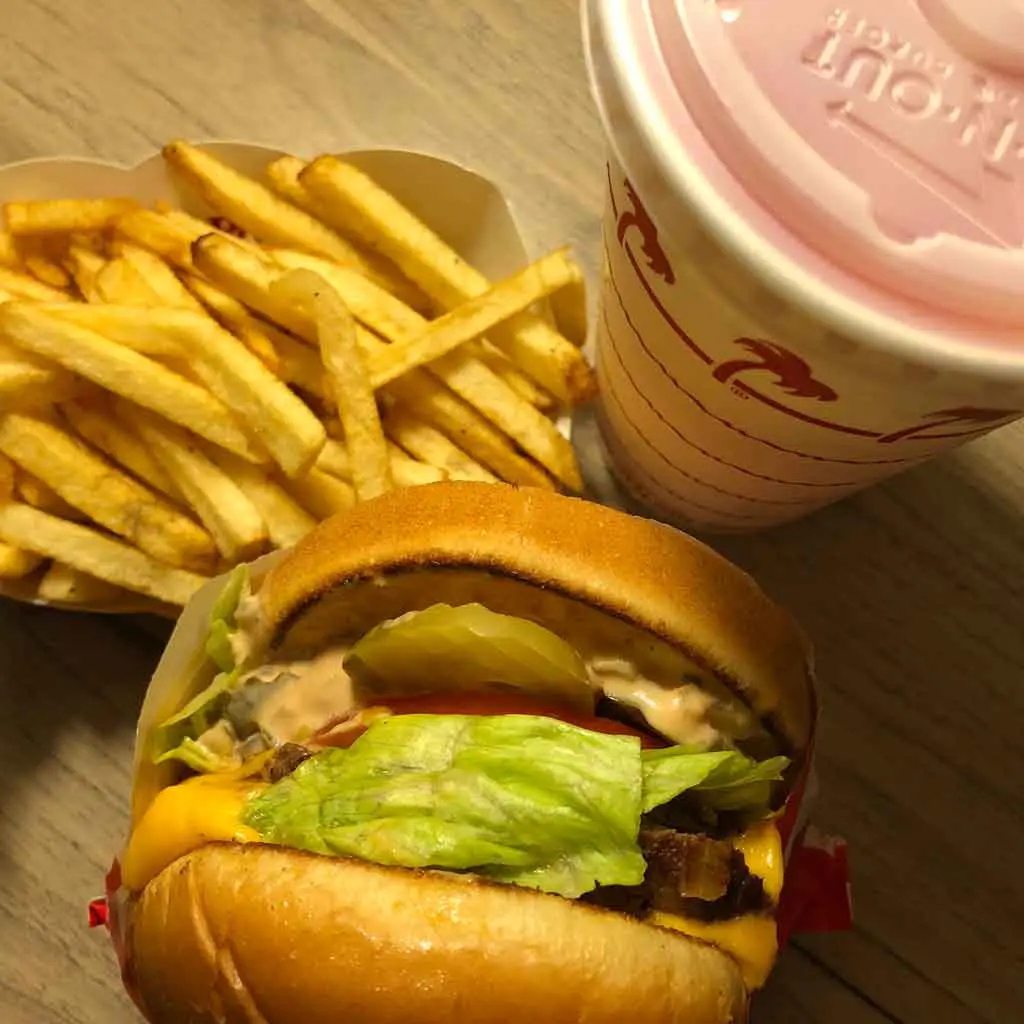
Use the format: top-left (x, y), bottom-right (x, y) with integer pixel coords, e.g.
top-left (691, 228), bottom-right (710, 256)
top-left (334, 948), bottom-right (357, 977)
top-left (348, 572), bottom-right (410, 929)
top-left (117, 482), bottom-right (815, 1023)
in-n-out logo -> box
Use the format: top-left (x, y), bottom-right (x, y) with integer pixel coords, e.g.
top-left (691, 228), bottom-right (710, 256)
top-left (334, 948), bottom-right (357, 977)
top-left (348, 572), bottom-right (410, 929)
top-left (801, 8), bottom-right (1022, 179)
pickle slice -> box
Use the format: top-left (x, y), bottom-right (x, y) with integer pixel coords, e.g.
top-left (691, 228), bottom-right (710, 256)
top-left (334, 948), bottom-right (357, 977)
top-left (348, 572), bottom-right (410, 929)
top-left (344, 603), bottom-right (592, 709)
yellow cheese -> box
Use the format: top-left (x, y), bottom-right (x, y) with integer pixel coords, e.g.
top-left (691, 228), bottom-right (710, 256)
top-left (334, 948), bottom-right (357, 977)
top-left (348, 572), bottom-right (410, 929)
top-left (649, 912), bottom-right (778, 991)
top-left (122, 775), bottom-right (266, 892)
top-left (732, 821), bottom-right (783, 903)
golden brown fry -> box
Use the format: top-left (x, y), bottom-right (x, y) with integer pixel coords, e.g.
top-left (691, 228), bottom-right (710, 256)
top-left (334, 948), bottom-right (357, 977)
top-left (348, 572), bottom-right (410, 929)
top-left (263, 246), bottom-right (580, 489)
top-left (44, 304), bottom-right (323, 477)
top-left (0, 303), bottom-right (267, 464)
top-left (0, 231), bottom-right (20, 268)
top-left (37, 562), bottom-right (130, 605)
top-left (0, 451), bottom-right (14, 502)
top-left (60, 398), bottom-right (181, 501)
top-left (4, 197), bottom-right (138, 236)
top-left (163, 141), bottom-right (371, 267)
top-left (0, 501), bottom-right (207, 606)
top-left (204, 446), bottom-right (316, 550)
top-left (278, 270), bottom-right (393, 502)
top-left (23, 253), bottom-right (72, 290)
top-left (365, 248), bottom-right (582, 388)
top-left (64, 242), bottom-right (108, 301)
top-left (112, 208), bottom-right (197, 270)
top-left (196, 237), bottom-right (578, 488)
top-left (180, 272), bottom-right (280, 370)
top-left (0, 412), bottom-right (217, 572)
top-left (386, 442), bottom-right (447, 486)
top-left (124, 406), bottom-right (268, 562)
top-left (93, 256), bottom-right (163, 307)
top-left (383, 371), bottom-right (554, 489)
top-left (474, 339), bottom-right (556, 411)
top-left (0, 541), bottom-right (43, 579)
top-left (384, 407), bottom-right (497, 483)
top-left (112, 242), bottom-right (205, 311)
top-left (0, 265), bottom-right (70, 302)
top-left (14, 469), bottom-right (85, 521)
top-left (300, 155), bottom-right (594, 402)
top-left (0, 348), bottom-right (81, 410)
top-left (316, 434), bottom-right (445, 487)
top-left (281, 466), bottom-right (355, 521)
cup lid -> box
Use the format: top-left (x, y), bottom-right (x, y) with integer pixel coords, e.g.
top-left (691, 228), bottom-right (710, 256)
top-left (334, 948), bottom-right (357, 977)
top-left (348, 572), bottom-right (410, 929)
top-left (641, 0), bottom-right (1024, 327)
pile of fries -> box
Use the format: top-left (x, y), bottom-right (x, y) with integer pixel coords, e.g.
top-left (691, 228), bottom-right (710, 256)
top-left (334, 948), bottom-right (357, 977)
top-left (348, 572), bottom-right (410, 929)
top-left (0, 141), bottom-right (594, 612)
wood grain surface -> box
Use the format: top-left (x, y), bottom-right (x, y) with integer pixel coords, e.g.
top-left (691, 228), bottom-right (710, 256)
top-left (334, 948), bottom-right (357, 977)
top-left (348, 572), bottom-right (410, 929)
top-left (0, 2), bottom-right (1021, 1022)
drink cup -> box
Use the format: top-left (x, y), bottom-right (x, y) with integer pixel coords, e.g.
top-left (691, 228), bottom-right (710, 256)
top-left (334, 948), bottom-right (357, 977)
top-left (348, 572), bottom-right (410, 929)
top-left (582, 0), bottom-right (1024, 531)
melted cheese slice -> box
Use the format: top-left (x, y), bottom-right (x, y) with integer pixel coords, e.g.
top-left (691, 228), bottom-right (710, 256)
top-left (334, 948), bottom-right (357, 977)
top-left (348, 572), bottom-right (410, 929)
top-left (649, 822), bottom-right (784, 991)
top-left (122, 775), bottom-right (266, 892)
top-left (649, 912), bottom-right (778, 991)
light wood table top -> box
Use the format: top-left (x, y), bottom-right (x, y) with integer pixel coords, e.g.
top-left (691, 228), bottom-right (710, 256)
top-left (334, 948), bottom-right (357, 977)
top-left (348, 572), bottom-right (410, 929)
top-left (1, 2), bottom-right (1021, 1022)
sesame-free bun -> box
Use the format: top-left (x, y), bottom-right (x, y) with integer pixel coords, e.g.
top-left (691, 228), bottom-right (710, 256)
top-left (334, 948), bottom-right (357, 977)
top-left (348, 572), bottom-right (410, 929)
top-left (255, 482), bottom-right (814, 754)
top-left (126, 844), bottom-right (749, 1024)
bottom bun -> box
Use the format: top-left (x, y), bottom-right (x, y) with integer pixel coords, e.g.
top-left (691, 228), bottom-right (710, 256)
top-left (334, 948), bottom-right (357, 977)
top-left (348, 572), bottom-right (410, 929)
top-left (126, 844), bottom-right (749, 1024)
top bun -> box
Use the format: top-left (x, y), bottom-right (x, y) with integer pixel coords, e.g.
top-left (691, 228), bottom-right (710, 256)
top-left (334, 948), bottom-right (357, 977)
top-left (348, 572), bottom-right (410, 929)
top-left (253, 483), bottom-right (814, 755)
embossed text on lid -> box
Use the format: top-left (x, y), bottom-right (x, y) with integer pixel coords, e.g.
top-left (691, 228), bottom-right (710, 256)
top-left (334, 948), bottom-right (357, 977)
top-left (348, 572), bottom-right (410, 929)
top-left (650, 0), bottom-right (1024, 324)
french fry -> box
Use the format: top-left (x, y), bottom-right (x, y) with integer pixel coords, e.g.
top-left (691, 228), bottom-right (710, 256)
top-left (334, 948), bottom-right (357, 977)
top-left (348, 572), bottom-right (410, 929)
top-left (60, 398), bottom-right (181, 501)
top-left (0, 541), bottom-right (43, 578)
top-left (43, 305), bottom-right (323, 477)
top-left (264, 157), bottom-right (432, 310)
top-left (0, 303), bottom-right (267, 464)
top-left (474, 339), bottom-right (556, 410)
top-left (163, 142), bottom-right (373, 269)
top-left (0, 231), bottom-right (20, 268)
top-left (281, 466), bottom-right (355, 521)
top-left (113, 208), bottom-right (198, 269)
top-left (285, 269), bottom-right (393, 502)
top-left (0, 350), bottom-right (81, 410)
top-left (197, 237), bottom-right (578, 489)
top-left (124, 406), bottom-right (268, 562)
top-left (37, 562), bottom-right (130, 605)
top-left (23, 253), bottom-right (72, 291)
top-left (14, 469), bottom-right (85, 521)
top-left (93, 256), bottom-right (164, 307)
top-left (0, 265), bottom-right (70, 302)
top-left (300, 156), bottom-right (595, 402)
top-left (41, 304), bottom-right (179, 358)
top-left (0, 412), bottom-right (217, 572)
top-left (316, 435), bottom-right (445, 487)
top-left (265, 246), bottom-right (580, 489)
top-left (383, 408), bottom-right (497, 483)
top-left (180, 272), bottom-right (280, 370)
top-left (386, 442), bottom-right (447, 487)
top-left (204, 446), bottom-right (316, 549)
top-left (363, 248), bottom-right (583, 388)
top-left (4, 197), bottom-right (138, 236)
top-left (0, 502), bottom-right (207, 606)
top-left (0, 451), bottom-right (14, 501)
top-left (382, 371), bottom-right (553, 489)
top-left (64, 242), bottom-right (108, 301)
top-left (111, 242), bottom-right (205, 311)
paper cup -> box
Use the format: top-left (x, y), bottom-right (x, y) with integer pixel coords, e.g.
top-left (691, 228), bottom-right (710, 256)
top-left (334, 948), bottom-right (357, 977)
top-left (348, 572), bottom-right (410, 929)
top-left (583, 0), bottom-right (1024, 531)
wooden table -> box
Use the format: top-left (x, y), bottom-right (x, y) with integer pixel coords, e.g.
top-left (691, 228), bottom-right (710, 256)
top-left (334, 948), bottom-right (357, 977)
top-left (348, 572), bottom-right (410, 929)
top-left (0, 2), bottom-right (1021, 1021)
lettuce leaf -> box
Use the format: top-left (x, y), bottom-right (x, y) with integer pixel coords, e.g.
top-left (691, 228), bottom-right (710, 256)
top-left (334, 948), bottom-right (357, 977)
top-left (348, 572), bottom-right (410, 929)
top-left (242, 714), bottom-right (647, 898)
top-left (205, 565), bottom-right (249, 673)
top-left (154, 737), bottom-right (233, 774)
top-left (641, 747), bottom-right (789, 814)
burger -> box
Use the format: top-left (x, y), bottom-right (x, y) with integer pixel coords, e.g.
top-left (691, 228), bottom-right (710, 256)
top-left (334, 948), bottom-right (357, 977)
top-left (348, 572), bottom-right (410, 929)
top-left (116, 481), bottom-right (815, 1023)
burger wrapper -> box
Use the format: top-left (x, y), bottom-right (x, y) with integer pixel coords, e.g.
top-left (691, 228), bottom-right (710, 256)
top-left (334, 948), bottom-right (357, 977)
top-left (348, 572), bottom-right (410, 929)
top-left (0, 141), bottom-right (583, 616)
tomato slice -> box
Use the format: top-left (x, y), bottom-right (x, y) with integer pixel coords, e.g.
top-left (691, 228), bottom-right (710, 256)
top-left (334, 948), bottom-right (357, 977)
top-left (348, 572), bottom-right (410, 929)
top-left (374, 693), bottom-right (667, 748)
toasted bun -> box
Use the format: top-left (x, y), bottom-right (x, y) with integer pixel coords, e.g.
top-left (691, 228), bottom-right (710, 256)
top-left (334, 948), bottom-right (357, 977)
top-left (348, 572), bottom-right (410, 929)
top-left (255, 482), bottom-right (814, 753)
top-left (126, 844), bottom-right (749, 1024)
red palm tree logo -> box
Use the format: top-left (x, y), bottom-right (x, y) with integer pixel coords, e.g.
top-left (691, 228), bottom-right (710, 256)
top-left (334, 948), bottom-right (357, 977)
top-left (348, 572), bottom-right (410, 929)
top-left (617, 180), bottom-right (676, 285)
top-left (713, 339), bottom-right (839, 402)
top-left (878, 407), bottom-right (1019, 443)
